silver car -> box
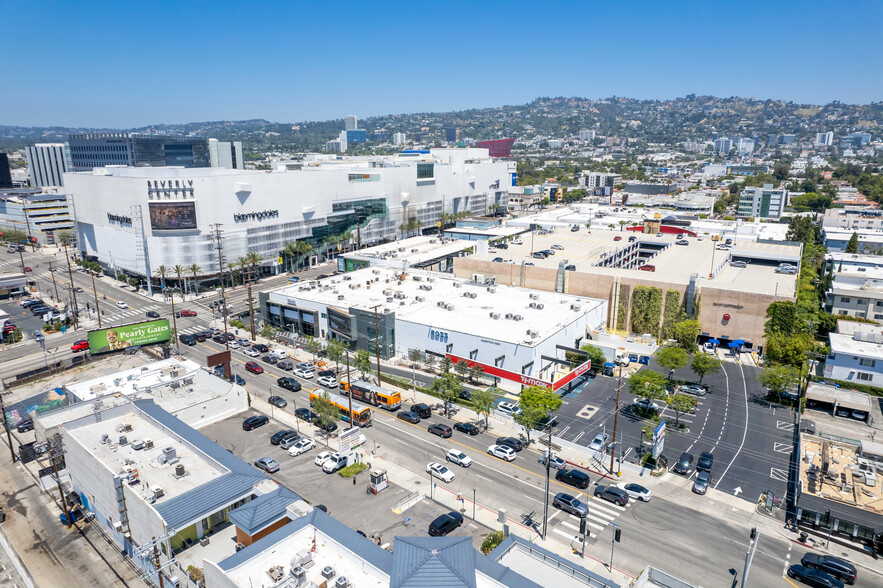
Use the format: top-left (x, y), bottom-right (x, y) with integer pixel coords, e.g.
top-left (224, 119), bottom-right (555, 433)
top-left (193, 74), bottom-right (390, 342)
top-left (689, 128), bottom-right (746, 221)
top-left (692, 471), bottom-right (710, 494)
top-left (553, 492), bottom-right (588, 517)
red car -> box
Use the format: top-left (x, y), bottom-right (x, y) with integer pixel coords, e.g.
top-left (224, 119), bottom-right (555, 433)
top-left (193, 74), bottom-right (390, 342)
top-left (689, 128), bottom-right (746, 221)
top-left (179, 310), bottom-right (197, 317)
top-left (613, 236), bottom-right (622, 241)
top-left (23, 267), bottom-right (32, 272)
top-left (639, 264), bottom-right (656, 272)
top-left (2, 324), bottom-right (15, 334)
top-left (245, 361), bottom-right (263, 374)
top-left (71, 340), bottom-right (90, 351)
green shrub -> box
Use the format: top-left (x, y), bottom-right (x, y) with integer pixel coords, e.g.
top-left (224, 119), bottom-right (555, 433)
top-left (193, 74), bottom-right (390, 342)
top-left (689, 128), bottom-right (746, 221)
top-left (480, 531), bottom-right (506, 555)
top-left (630, 286), bottom-right (663, 336)
top-left (338, 462), bottom-right (368, 478)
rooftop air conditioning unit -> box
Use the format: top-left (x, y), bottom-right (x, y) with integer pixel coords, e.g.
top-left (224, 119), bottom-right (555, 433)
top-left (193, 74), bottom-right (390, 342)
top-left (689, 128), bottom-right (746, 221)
top-left (427, 277), bottom-right (435, 283)
top-left (398, 247), bottom-right (405, 252)
top-left (505, 313), bottom-right (514, 320)
top-left (535, 303), bottom-right (544, 310)
top-left (101, 433), bottom-right (110, 444)
top-left (386, 297), bottom-right (394, 303)
top-left (112, 521), bottom-right (124, 533)
top-left (153, 487), bottom-right (164, 499)
top-left (143, 439), bottom-right (154, 449)
top-left (118, 436), bottom-right (129, 446)
top-left (335, 577), bottom-right (349, 588)
top-left (446, 304), bottom-right (455, 311)
top-left (343, 275), bottom-right (352, 281)
top-left (514, 315), bottom-right (523, 321)
top-left (490, 312), bottom-right (500, 319)
top-left (372, 269), bottom-right (381, 275)
top-left (430, 239), bottom-right (437, 244)
top-left (571, 304), bottom-right (581, 312)
top-left (453, 282), bottom-right (461, 288)
top-left (528, 330), bottom-right (539, 337)
top-left (529, 302), bottom-right (537, 309)
top-left (411, 248), bottom-right (419, 253)
top-left (175, 464), bottom-right (185, 477)
top-left (116, 423), bottom-right (133, 433)
top-left (338, 295), bottom-right (345, 301)
top-left (437, 301), bottom-right (446, 308)
top-left (163, 447), bottom-right (177, 460)
top-left (322, 566), bottom-right (336, 580)
top-left (416, 296), bottom-right (425, 302)
top-left (131, 440), bottom-right (145, 451)
top-left (413, 276), bottom-right (422, 281)
top-left (289, 566), bottom-right (306, 584)
top-left (529, 293), bottom-right (539, 300)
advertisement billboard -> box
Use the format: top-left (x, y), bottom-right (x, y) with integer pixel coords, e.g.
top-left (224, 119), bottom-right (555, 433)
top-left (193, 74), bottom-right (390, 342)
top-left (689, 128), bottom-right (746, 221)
top-left (148, 201), bottom-right (197, 230)
top-left (87, 319), bottom-right (171, 354)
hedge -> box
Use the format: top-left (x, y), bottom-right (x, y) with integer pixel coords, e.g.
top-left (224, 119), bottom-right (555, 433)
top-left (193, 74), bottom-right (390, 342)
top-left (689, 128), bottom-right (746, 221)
top-left (338, 463), bottom-right (369, 478)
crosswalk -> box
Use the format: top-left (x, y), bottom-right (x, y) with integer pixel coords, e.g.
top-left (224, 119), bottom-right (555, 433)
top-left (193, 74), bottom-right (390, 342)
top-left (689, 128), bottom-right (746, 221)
top-left (177, 325), bottom-right (209, 335)
top-left (551, 492), bottom-right (632, 540)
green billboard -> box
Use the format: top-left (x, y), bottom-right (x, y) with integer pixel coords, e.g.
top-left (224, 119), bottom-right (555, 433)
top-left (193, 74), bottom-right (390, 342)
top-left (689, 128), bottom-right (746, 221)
top-left (87, 319), bottom-right (171, 354)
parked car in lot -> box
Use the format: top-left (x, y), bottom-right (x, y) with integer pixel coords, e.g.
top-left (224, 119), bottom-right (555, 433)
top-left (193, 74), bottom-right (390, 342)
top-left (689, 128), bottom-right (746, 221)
top-left (613, 236), bottom-right (622, 241)
top-left (262, 355), bottom-right (278, 365)
top-left (496, 437), bottom-right (524, 452)
top-left (397, 411), bottom-right (421, 424)
top-left (551, 244), bottom-right (564, 250)
top-left (617, 482), bottom-right (652, 502)
top-left (676, 240), bottom-right (689, 246)
top-left (672, 452), bottom-right (694, 475)
top-left (556, 469), bottom-right (590, 489)
top-left (564, 264), bottom-right (577, 271)
top-left (322, 454), bottom-right (348, 473)
top-left (71, 340), bottom-right (90, 351)
top-left (296, 408), bottom-right (317, 422)
top-left (454, 422), bottom-right (479, 436)
top-left (787, 565), bottom-right (844, 588)
top-left (593, 485), bottom-right (629, 506)
top-left (277, 377), bottom-right (301, 392)
top-left (314, 451), bottom-right (335, 467)
top-left (254, 457), bottom-right (280, 473)
top-left (242, 415), bottom-right (269, 431)
top-left (638, 264), bottom-right (656, 272)
top-left (428, 512), bottom-right (463, 536)
top-left (632, 398), bottom-right (660, 412)
top-left (17, 419), bottom-right (34, 433)
top-left (426, 462), bottom-right (456, 483)
top-left (252, 343), bottom-right (269, 353)
top-left (317, 375), bottom-right (338, 388)
top-left (799, 554), bottom-right (856, 585)
top-left (268, 396), bottom-right (287, 408)
top-left (552, 492), bottom-right (588, 518)
top-left (589, 433), bottom-right (609, 452)
top-left (270, 429), bottom-right (298, 445)
top-left (697, 451), bottom-right (714, 472)
top-left (487, 444), bottom-right (517, 461)
top-left (497, 401), bottom-right (522, 416)
top-left (692, 471), bottom-right (710, 494)
top-left (446, 449), bottom-right (472, 467)
top-left (731, 261), bottom-right (747, 268)
top-left (428, 423), bottom-right (452, 438)
top-left (288, 438), bottom-right (316, 456)
top-left (279, 434), bottom-right (302, 450)
top-left (538, 453), bottom-right (567, 470)
top-left (312, 418), bottom-right (338, 433)
top-left (244, 361), bottom-right (263, 374)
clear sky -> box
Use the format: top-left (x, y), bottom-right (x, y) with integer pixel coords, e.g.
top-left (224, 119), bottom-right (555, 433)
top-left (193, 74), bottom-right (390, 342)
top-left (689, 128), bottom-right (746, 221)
top-left (1, 0), bottom-right (879, 127)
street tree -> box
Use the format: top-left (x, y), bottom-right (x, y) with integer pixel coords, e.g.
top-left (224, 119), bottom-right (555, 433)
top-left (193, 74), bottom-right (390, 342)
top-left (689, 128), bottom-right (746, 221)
top-left (188, 263), bottom-right (202, 295)
top-left (454, 359), bottom-right (469, 379)
top-left (519, 385), bottom-right (562, 415)
top-left (354, 349), bottom-right (372, 379)
top-left (579, 343), bottom-right (607, 370)
top-left (325, 339), bottom-right (347, 375)
top-left (440, 356), bottom-right (453, 374)
top-left (311, 392), bottom-right (339, 446)
top-left (431, 372), bottom-right (461, 418)
top-left (656, 346), bottom-right (688, 379)
top-left (468, 363), bottom-right (484, 384)
top-left (154, 265), bottom-right (169, 294)
top-left (173, 264), bottom-right (186, 299)
top-left (424, 353), bottom-right (437, 373)
top-left (514, 404), bottom-right (546, 442)
top-left (408, 348), bottom-right (423, 366)
top-left (690, 352), bottom-right (720, 384)
top-left (471, 388), bottom-right (495, 430)
top-left (304, 336), bottom-right (321, 362)
top-left (628, 369), bottom-right (668, 401)
top-left (672, 319), bottom-right (700, 352)
top-left (667, 393), bottom-right (696, 427)
top-left (758, 364), bottom-right (800, 403)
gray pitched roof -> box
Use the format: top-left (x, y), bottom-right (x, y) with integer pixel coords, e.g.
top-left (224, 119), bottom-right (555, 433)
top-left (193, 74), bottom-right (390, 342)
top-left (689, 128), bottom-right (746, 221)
top-left (487, 535), bottom-right (620, 588)
top-left (227, 486), bottom-right (301, 536)
top-left (390, 537), bottom-right (476, 588)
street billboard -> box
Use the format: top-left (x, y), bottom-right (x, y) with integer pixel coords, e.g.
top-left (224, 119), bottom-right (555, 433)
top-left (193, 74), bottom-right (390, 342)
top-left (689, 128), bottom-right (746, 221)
top-left (338, 426), bottom-right (362, 456)
top-left (148, 201), bottom-right (197, 230)
top-left (87, 319), bottom-right (171, 354)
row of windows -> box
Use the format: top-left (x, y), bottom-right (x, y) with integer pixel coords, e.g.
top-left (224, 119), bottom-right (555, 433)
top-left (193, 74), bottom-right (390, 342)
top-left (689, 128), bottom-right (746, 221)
top-left (838, 297), bottom-right (883, 307)
top-left (70, 145), bottom-right (127, 152)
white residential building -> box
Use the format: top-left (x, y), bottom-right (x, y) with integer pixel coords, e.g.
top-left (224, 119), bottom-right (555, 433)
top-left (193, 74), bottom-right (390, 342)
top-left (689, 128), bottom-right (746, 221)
top-left (393, 132), bottom-right (406, 145)
top-left (344, 115), bottom-right (358, 131)
top-left (737, 184), bottom-right (787, 219)
top-left (815, 132), bottom-right (834, 147)
top-left (579, 130), bottom-right (596, 142)
top-left (825, 320), bottom-right (883, 384)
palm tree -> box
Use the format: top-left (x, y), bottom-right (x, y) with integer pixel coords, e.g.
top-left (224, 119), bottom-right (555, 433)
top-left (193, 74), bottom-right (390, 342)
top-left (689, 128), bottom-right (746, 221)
top-left (154, 265), bottom-right (169, 299)
top-left (246, 251), bottom-right (263, 282)
top-left (283, 241), bottom-right (298, 272)
top-left (173, 264), bottom-right (186, 299)
top-left (226, 261), bottom-right (237, 287)
top-left (619, 220), bottom-right (627, 232)
top-left (340, 231), bottom-right (354, 253)
top-left (188, 263), bottom-right (202, 296)
top-left (293, 241), bottom-right (314, 271)
top-left (236, 256), bottom-right (248, 285)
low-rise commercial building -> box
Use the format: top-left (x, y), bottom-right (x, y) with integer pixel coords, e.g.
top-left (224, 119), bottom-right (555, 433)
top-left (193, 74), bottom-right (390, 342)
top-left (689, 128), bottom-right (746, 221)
top-left (825, 320), bottom-right (883, 385)
top-left (0, 188), bottom-right (76, 245)
top-left (824, 227), bottom-right (883, 254)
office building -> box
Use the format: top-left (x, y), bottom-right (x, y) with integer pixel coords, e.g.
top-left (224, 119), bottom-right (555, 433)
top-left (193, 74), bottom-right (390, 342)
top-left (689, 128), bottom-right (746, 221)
top-left (68, 133), bottom-right (211, 171)
top-left (713, 138), bottom-right (733, 153)
top-left (346, 129), bottom-right (367, 143)
top-left (0, 188), bottom-right (75, 244)
top-left (579, 129), bottom-right (596, 142)
top-left (737, 137), bottom-right (755, 155)
top-left (0, 153), bottom-right (12, 188)
top-left (841, 132), bottom-right (872, 149)
top-left (63, 148), bottom-right (512, 294)
top-left (581, 172), bottom-right (622, 190)
top-left (445, 126), bottom-right (458, 142)
top-left (781, 134), bottom-right (796, 145)
top-left (737, 184), bottom-right (787, 219)
top-left (25, 143), bottom-right (72, 188)
top-left (815, 131), bottom-right (834, 147)
top-left (392, 132), bottom-right (406, 145)
top-left (207, 138), bottom-right (244, 169)
top-left (344, 114), bottom-right (358, 131)
top-left (475, 138), bottom-right (515, 157)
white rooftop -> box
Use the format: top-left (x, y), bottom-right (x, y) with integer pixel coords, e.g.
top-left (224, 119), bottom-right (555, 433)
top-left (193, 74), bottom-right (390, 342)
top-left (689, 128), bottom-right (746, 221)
top-left (348, 235), bottom-right (474, 267)
top-left (829, 320), bottom-right (883, 357)
top-left (271, 267), bottom-right (605, 346)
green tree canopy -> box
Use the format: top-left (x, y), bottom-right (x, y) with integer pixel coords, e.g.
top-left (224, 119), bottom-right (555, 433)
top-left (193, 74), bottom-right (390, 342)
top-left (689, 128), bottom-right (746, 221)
top-left (764, 301), bottom-right (803, 337)
top-left (656, 346), bottom-right (688, 378)
top-left (846, 232), bottom-right (859, 254)
top-left (579, 344), bottom-right (607, 370)
top-left (758, 364), bottom-right (800, 402)
top-left (519, 385), bottom-right (562, 415)
top-left (690, 352), bottom-right (720, 384)
top-left (431, 372), bottom-right (461, 418)
top-left (667, 393), bottom-right (696, 427)
top-left (672, 319), bottom-right (700, 352)
top-left (628, 369), bottom-right (668, 400)
top-left (471, 388), bottom-right (495, 430)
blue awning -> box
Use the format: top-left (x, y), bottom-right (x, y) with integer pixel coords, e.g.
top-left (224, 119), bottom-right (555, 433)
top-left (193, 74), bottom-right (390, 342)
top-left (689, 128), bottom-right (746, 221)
top-left (728, 342), bottom-right (740, 348)
top-left (733, 339), bottom-right (745, 346)
top-left (708, 339), bottom-right (720, 345)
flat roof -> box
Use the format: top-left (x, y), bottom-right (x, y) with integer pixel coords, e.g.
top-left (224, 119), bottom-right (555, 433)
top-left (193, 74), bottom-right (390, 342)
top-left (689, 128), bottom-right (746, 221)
top-left (799, 435), bottom-right (882, 514)
top-left (270, 268), bottom-right (605, 346)
top-left (347, 235), bottom-right (474, 267)
top-left (828, 332), bottom-right (883, 359)
top-left (805, 382), bottom-right (872, 411)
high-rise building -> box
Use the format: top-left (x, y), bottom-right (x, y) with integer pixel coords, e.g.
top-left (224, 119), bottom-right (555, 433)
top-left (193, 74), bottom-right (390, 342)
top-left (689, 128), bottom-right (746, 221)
top-left (713, 138), bottom-right (733, 153)
top-left (0, 153), bottom-right (12, 189)
top-left (26, 143), bottom-right (72, 188)
top-left (815, 132), bottom-right (834, 147)
top-left (346, 130), bottom-right (367, 143)
top-left (737, 138), bottom-right (755, 155)
top-left (738, 184), bottom-right (787, 219)
top-left (344, 115), bottom-right (358, 131)
top-left (67, 132), bottom-right (212, 171)
top-left (445, 127), bottom-right (458, 143)
top-left (393, 132), bottom-right (406, 145)
top-left (207, 139), bottom-right (244, 169)
top-left (579, 130), bottom-right (595, 142)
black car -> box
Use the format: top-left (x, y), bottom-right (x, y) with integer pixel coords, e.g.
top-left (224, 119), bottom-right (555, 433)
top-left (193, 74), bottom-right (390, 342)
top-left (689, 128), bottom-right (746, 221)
top-left (277, 377), bottom-right (301, 392)
top-left (234, 375), bottom-right (246, 386)
top-left (268, 396), bottom-right (288, 408)
top-left (212, 334), bottom-right (227, 344)
top-left (225, 333), bottom-right (235, 342)
top-left (397, 411), bottom-right (421, 424)
top-left (17, 419), bottom-right (34, 433)
top-left (252, 343), bottom-right (269, 353)
top-left (458, 390), bottom-right (472, 401)
top-left (411, 403), bottom-right (431, 418)
top-left (787, 565), bottom-right (844, 588)
top-left (146, 310), bottom-right (160, 318)
top-left (556, 469), bottom-right (590, 489)
top-left (593, 485), bottom-right (629, 506)
top-left (295, 408), bottom-right (317, 422)
top-left (428, 511), bottom-right (463, 537)
top-left (195, 332), bottom-right (209, 342)
top-left (262, 355), bottom-right (279, 365)
top-left (496, 437), bottom-right (524, 452)
top-left (179, 334), bottom-right (197, 346)
top-left (672, 452), bottom-right (694, 475)
top-left (697, 451), bottom-right (714, 473)
top-left (242, 415), bottom-right (269, 431)
top-left (532, 251), bottom-right (547, 259)
top-left (318, 369), bottom-right (336, 378)
top-left (454, 422), bottom-right (479, 436)
top-left (800, 554), bottom-right (856, 585)
top-left (312, 418), bottom-right (338, 433)
top-left (270, 429), bottom-right (298, 445)
top-left (496, 242), bottom-right (509, 249)
top-left (428, 424), bottom-right (452, 438)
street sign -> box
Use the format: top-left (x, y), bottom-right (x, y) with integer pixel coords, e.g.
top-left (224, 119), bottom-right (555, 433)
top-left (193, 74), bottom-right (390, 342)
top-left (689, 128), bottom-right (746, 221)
top-left (338, 426), bottom-right (362, 456)
top-left (652, 420), bottom-right (666, 459)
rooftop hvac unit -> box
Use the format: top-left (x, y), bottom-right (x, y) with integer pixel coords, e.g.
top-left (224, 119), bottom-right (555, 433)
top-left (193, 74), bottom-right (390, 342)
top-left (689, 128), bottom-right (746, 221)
top-left (112, 521), bottom-right (124, 533)
top-left (343, 275), bottom-right (352, 281)
top-left (101, 433), bottom-right (110, 444)
top-left (437, 301), bottom-right (446, 308)
top-left (386, 297), bottom-right (393, 303)
top-left (322, 566), bottom-right (336, 579)
top-left (490, 312), bottom-right (501, 319)
top-left (335, 577), bottom-right (349, 588)
top-left (529, 293), bottom-right (539, 300)
top-left (505, 313), bottom-right (514, 319)
top-left (372, 269), bottom-right (381, 274)
top-left (529, 302), bottom-right (536, 309)
top-left (413, 276), bottom-right (422, 281)
top-left (131, 440), bottom-right (145, 451)
top-left (395, 292), bottom-right (406, 299)
top-left (338, 295), bottom-right (345, 300)
top-left (472, 273), bottom-right (485, 284)
top-left (411, 248), bottom-right (419, 253)
top-left (163, 447), bottom-right (177, 461)
top-left (513, 315), bottom-right (523, 321)
top-left (118, 435), bottom-right (129, 446)
top-left (415, 296), bottom-right (425, 302)
top-left (527, 330), bottom-right (539, 337)
top-left (453, 282), bottom-right (461, 288)
top-left (143, 439), bottom-right (153, 449)
top-left (535, 303), bottom-right (544, 310)
top-left (289, 566), bottom-right (306, 584)
top-left (153, 487), bottom-right (164, 499)
top-left (570, 304), bottom-right (581, 312)
top-left (430, 239), bottom-right (437, 244)
top-left (116, 423), bottom-right (133, 433)
top-left (398, 247), bottom-right (405, 252)
top-left (349, 284), bottom-right (356, 289)
top-left (175, 464), bottom-right (185, 477)
top-left (446, 304), bottom-right (455, 311)
top-left (383, 289), bottom-right (393, 296)
top-left (427, 277), bottom-right (435, 282)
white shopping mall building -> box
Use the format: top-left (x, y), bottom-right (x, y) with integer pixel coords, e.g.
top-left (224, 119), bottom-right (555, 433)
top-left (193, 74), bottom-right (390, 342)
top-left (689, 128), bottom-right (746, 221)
top-left (63, 149), bottom-right (513, 294)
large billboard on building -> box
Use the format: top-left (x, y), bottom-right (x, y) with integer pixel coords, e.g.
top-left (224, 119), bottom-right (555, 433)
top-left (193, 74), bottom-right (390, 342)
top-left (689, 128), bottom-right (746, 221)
top-left (87, 319), bottom-right (171, 354)
top-left (149, 201), bottom-right (197, 230)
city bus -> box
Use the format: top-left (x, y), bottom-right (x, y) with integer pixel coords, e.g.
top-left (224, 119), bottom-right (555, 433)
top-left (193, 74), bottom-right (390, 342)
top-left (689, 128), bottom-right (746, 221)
top-left (339, 380), bottom-right (402, 411)
top-left (309, 390), bottom-right (372, 427)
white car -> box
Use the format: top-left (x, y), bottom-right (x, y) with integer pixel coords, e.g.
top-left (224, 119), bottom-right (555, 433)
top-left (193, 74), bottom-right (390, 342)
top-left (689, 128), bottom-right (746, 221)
top-left (228, 341), bottom-right (240, 350)
top-left (487, 444), bottom-right (516, 462)
top-left (617, 482), bottom-right (652, 502)
top-left (715, 244), bottom-right (731, 250)
top-left (314, 450), bottom-right (336, 467)
top-left (497, 401), bottom-right (522, 416)
top-left (503, 259), bottom-right (515, 265)
top-left (512, 239), bottom-right (523, 245)
top-left (243, 347), bottom-right (260, 357)
top-left (318, 376), bottom-right (338, 388)
top-left (446, 449), bottom-right (473, 467)
top-left (116, 300), bottom-right (128, 309)
top-left (294, 368), bottom-right (314, 379)
top-left (589, 433), bottom-right (609, 452)
top-left (426, 462), bottom-right (456, 483)
top-left (269, 349), bottom-right (288, 359)
top-left (289, 438), bottom-right (316, 456)
top-left (551, 244), bottom-right (564, 250)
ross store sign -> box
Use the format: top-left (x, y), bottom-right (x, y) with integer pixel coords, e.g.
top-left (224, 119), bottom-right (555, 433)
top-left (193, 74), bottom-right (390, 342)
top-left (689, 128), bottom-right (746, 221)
top-left (428, 328), bottom-right (449, 343)
top-left (234, 209), bottom-right (280, 222)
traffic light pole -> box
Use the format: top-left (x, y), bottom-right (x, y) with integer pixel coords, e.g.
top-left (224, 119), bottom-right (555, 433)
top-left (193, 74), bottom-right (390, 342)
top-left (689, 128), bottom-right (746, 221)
top-left (739, 528), bottom-right (759, 588)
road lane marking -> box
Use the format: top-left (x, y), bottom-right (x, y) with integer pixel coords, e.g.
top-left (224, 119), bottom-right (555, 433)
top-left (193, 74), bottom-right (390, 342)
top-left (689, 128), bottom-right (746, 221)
top-left (553, 528), bottom-right (577, 539)
top-left (770, 467), bottom-right (788, 481)
top-left (713, 360), bottom-right (749, 490)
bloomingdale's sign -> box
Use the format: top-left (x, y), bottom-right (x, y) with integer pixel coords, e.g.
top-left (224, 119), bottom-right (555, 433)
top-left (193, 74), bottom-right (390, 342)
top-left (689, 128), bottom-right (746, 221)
top-left (234, 210), bottom-right (280, 222)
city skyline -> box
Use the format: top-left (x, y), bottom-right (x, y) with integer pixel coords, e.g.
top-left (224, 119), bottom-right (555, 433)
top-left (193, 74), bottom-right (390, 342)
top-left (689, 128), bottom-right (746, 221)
top-left (1, 0), bottom-right (880, 127)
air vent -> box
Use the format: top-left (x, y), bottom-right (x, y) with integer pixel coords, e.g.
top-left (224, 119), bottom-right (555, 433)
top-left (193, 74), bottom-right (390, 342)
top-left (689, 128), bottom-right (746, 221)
top-left (513, 315), bottom-right (523, 321)
top-left (505, 313), bottom-right (513, 319)
top-left (322, 566), bottom-right (336, 579)
top-left (118, 436), bottom-right (129, 446)
top-left (453, 282), bottom-right (461, 288)
top-left (335, 577), bottom-right (349, 588)
top-left (153, 486), bottom-right (164, 499)
top-left (437, 301), bottom-right (446, 308)
top-left (415, 296), bottom-right (425, 302)
top-left (535, 303), bottom-right (544, 310)
top-left (490, 312), bottom-right (500, 319)
top-left (175, 463), bottom-right (185, 477)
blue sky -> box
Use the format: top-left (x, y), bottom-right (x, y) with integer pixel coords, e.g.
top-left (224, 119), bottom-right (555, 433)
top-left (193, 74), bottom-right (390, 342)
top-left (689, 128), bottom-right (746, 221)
top-left (1, 0), bottom-right (879, 127)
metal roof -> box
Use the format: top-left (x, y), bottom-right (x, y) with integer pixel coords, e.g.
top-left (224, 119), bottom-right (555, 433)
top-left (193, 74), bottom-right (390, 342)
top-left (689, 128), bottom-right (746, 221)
top-left (390, 537), bottom-right (476, 588)
top-left (227, 486), bottom-right (301, 536)
top-left (805, 383), bottom-right (872, 412)
top-left (488, 535), bottom-right (620, 588)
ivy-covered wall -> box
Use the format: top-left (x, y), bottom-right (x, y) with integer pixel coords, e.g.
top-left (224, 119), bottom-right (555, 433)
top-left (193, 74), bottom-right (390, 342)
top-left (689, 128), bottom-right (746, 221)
top-left (616, 285), bottom-right (629, 331)
top-left (661, 289), bottom-right (684, 340)
top-left (630, 286), bottom-right (663, 336)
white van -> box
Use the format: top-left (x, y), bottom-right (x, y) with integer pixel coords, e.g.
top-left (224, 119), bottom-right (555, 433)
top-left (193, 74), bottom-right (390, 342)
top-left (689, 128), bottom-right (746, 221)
top-left (269, 349), bottom-right (288, 359)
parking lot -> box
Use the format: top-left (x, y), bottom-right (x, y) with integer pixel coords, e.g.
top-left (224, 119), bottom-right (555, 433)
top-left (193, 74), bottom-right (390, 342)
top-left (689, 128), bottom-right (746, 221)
top-left (199, 411), bottom-right (495, 550)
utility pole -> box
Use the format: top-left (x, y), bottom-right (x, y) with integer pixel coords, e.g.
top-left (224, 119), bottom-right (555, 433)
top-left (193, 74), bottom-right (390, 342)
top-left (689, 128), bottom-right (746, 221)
top-left (355, 212), bottom-right (362, 250)
top-left (740, 528), bottom-right (759, 588)
top-left (90, 270), bottom-right (102, 328)
top-left (152, 538), bottom-right (166, 588)
top-left (247, 264), bottom-right (256, 341)
top-left (49, 264), bottom-right (60, 302)
top-left (541, 424), bottom-right (554, 538)
top-left (211, 224), bottom-right (231, 376)
top-left (17, 247), bottom-right (26, 274)
top-left (49, 434), bottom-right (72, 528)
top-left (61, 239), bottom-right (79, 329)
top-left (610, 362), bottom-right (624, 474)
top-left (371, 304), bottom-right (382, 386)
top-left (346, 351), bottom-right (354, 426)
top-left (0, 384), bottom-right (17, 463)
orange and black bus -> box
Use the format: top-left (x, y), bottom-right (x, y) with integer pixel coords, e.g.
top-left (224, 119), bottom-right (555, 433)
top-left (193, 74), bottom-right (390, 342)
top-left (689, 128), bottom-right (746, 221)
top-left (339, 380), bottom-right (402, 411)
top-left (309, 390), bottom-right (372, 427)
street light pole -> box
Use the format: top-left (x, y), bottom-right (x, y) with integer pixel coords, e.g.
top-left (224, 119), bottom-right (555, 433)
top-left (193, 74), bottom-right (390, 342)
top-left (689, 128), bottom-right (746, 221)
top-left (739, 528), bottom-right (759, 588)
top-left (609, 522), bottom-right (620, 571)
top-left (49, 264), bottom-right (60, 302)
top-left (90, 271), bottom-right (102, 328)
top-left (610, 363), bottom-right (624, 474)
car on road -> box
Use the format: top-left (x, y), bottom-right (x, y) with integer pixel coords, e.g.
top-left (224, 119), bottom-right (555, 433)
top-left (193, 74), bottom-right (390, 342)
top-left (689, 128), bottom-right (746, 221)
top-left (179, 334), bottom-right (197, 346)
top-left (228, 341), bottom-right (241, 350)
top-left (428, 423), bottom-right (453, 438)
top-left (613, 236), bottom-right (622, 241)
top-left (245, 361), bottom-right (264, 374)
top-left (296, 408), bottom-right (317, 422)
top-left (116, 301), bottom-right (128, 309)
top-left (787, 565), bottom-right (844, 588)
top-left (632, 398), bottom-right (660, 412)
top-left (254, 457), bottom-right (280, 473)
top-left (593, 485), bottom-right (629, 506)
top-left (317, 375), bottom-right (338, 388)
top-left (242, 415), bottom-right (269, 431)
top-left (617, 482), bottom-right (652, 502)
top-left (426, 462), bottom-right (456, 483)
top-left (288, 438), bottom-right (316, 456)
top-left (589, 433), bottom-right (609, 452)
top-left (496, 437), bottom-right (524, 452)
top-left (428, 512), bottom-right (463, 537)
top-left (731, 261), bottom-right (747, 268)
top-left (538, 453), bottom-right (567, 470)
top-left (252, 343), bottom-right (269, 353)
top-left (397, 411), bottom-right (421, 424)
top-left (146, 310), bottom-right (160, 318)
top-left (17, 419), bottom-right (34, 433)
top-left (672, 452), bottom-right (694, 475)
top-left (277, 377), bottom-right (301, 392)
top-left (270, 429), bottom-right (298, 445)
top-left (571, 226), bottom-right (579, 232)
top-left (179, 309), bottom-right (197, 317)
top-left (552, 492), bottom-right (588, 518)
top-left (556, 469), bottom-right (590, 489)
top-left (410, 403), bottom-right (432, 418)
top-left (234, 375), bottom-right (246, 386)
top-left (497, 401), bottom-right (522, 416)
top-left (678, 384), bottom-right (707, 396)
top-left (446, 449), bottom-right (472, 467)
top-left (487, 444), bottom-right (517, 461)
top-left (692, 471), bottom-right (710, 495)
top-left (454, 422), bottom-right (479, 436)
top-left (71, 340), bottom-right (90, 351)
top-left (293, 368), bottom-right (314, 379)
top-left (697, 451), bottom-right (714, 472)
top-left (262, 355), bottom-right (278, 365)
top-left (322, 454), bottom-right (348, 473)
top-left (676, 240), bottom-right (689, 246)
top-left (23, 266), bottom-right (31, 272)
top-left (799, 554), bottom-right (856, 585)
top-left (243, 347), bottom-right (260, 357)
top-left (268, 395), bottom-right (287, 408)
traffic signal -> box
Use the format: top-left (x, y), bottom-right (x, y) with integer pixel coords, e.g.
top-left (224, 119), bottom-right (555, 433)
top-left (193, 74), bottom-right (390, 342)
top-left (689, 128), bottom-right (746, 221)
top-left (614, 527), bottom-right (621, 543)
top-left (579, 517), bottom-right (587, 536)
top-left (750, 527), bottom-right (757, 540)
top-left (824, 509), bottom-right (831, 525)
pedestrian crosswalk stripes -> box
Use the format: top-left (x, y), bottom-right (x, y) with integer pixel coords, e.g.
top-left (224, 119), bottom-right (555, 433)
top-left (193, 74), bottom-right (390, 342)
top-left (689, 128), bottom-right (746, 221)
top-left (548, 492), bottom-right (632, 540)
